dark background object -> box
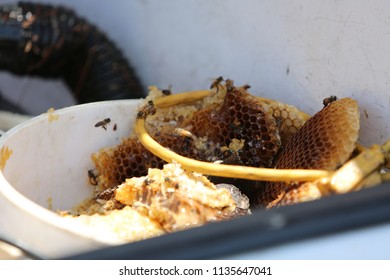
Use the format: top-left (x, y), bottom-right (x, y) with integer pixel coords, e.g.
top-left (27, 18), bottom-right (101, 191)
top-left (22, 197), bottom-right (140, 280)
top-left (0, 1), bottom-right (145, 104)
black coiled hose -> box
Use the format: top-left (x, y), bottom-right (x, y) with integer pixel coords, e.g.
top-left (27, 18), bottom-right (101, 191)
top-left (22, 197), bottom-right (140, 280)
top-left (0, 2), bottom-right (145, 103)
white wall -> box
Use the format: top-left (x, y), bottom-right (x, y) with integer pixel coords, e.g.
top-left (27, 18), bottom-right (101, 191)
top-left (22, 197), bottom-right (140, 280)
top-left (1, 0), bottom-right (390, 146)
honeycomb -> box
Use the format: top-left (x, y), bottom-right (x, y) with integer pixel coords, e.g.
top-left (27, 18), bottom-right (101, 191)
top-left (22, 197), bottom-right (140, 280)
top-left (93, 122), bottom-right (221, 189)
top-left (277, 181), bottom-right (323, 206)
top-left (258, 98), bottom-right (310, 146)
top-left (91, 81), bottom-right (311, 204)
top-left (64, 163), bottom-right (250, 243)
top-left (183, 84), bottom-right (281, 168)
top-left (258, 98), bottom-right (360, 207)
top-left (92, 138), bottom-right (165, 189)
top-left (114, 163), bottom-right (249, 232)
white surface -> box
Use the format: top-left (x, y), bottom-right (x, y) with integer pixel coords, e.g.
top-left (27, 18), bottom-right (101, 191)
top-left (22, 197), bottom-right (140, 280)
top-left (0, 0), bottom-right (389, 146)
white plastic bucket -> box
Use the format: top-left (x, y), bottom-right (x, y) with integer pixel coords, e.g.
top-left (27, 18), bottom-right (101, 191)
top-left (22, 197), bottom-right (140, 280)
top-left (0, 100), bottom-right (141, 258)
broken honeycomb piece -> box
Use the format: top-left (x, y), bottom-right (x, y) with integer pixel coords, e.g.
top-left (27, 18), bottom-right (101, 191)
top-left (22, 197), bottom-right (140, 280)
top-left (184, 84), bottom-right (281, 168)
top-left (259, 98), bottom-right (360, 207)
top-left (63, 163), bottom-right (250, 242)
top-left (62, 206), bottom-right (165, 243)
top-left (115, 163), bottom-right (249, 232)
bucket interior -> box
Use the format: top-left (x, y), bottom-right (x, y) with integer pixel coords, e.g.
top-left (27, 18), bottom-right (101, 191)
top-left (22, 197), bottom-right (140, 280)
top-left (0, 100), bottom-right (139, 211)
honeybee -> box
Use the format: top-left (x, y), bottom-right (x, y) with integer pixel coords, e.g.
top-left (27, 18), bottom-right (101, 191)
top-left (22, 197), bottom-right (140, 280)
top-left (210, 76), bottom-right (224, 92)
top-left (143, 178), bottom-right (155, 186)
top-left (162, 85), bottom-right (172, 96)
top-left (241, 84), bottom-right (251, 90)
top-left (96, 187), bottom-right (116, 200)
top-left (323, 96), bottom-right (337, 107)
top-left (88, 169), bottom-right (98, 186)
top-left (95, 118), bottom-right (111, 130)
top-left (225, 79), bottom-right (235, 92)
top-left (137, 100), bottom-right (157, 119)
